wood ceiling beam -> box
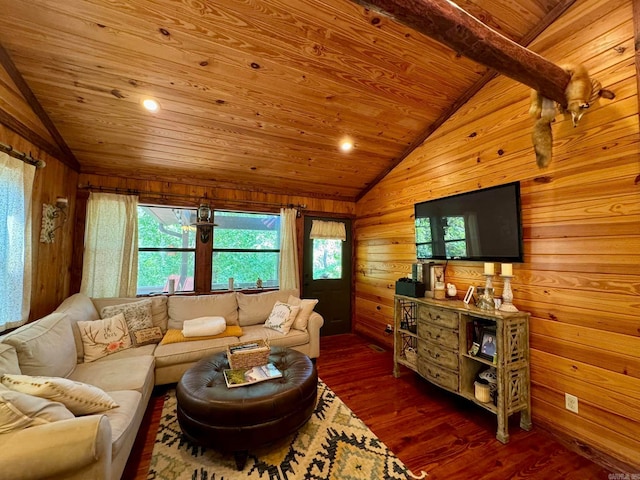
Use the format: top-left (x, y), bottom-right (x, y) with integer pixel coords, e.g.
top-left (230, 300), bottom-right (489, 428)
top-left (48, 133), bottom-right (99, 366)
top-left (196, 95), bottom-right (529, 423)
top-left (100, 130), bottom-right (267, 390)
top-left (355, 0), bottom-right (577, 201)
top-left (351, 0), bottom-right (571, 106)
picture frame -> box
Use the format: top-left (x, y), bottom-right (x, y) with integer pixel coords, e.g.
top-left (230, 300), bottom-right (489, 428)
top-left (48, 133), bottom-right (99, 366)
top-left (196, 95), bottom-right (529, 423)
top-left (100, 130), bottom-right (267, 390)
top-left (432, 265), bottom-right (445, 287)
top-left (463, 285), bottom-right (475, 304)
top-left (477, 327), bottom-right (497, 361)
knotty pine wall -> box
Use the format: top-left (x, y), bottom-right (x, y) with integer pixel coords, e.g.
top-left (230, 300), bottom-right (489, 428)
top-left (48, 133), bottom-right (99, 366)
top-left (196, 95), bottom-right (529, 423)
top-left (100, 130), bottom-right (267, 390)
top-left (72, 173), bottom-right (356, 293)
top-left (0, 126), bottom-right (77, 321)
top-left (0, 61), bottom-right (78, 320)
top-left (355, 0), bottom-right (640, 471)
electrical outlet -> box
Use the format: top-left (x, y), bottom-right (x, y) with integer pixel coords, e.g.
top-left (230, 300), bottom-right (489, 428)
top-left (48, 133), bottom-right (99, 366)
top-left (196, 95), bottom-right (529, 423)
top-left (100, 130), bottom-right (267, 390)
top-left (565, 393), bottom-right (579, 413)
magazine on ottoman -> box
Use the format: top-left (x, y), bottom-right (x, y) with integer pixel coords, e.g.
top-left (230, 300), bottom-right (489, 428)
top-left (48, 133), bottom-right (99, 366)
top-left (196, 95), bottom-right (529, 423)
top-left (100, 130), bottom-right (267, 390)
top-left (224, 363), bottom-right (283, 388)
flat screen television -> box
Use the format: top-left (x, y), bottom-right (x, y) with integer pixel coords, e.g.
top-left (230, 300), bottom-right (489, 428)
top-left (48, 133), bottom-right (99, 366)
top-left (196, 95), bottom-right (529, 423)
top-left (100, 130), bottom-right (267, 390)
top-left (414, 182), bottom-right (523, 262)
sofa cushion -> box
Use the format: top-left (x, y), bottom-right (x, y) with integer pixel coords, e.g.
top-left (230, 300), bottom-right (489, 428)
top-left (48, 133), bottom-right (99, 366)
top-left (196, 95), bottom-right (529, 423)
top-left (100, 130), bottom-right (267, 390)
top-left (1, 313), bottom-right (76, 378)
top-left (92, 296), bottom-right (169, 333)
top-left (240, 324), bottom-right (309, 349)
top-left (77, 313), bottom-right (133, 363)
top-left (0, 344), bottom-right (21, 375)
top-left (69, 355), bottom-right (155, 395)
top-left (1, 374), bottom-right (118, 415)
top-left (154, 336), bottom-right (240, 369)
top-left (237, 289), bottom-right (298, 326)
top-left (54, 293), bottom-right (101, 363)
top-left (287, 295), bottom-right (319, 331)
top-left (99, 299), bottom-right (154, 345)
top-left (102, 390), bottom-right (144, 457)
top-left (0, 385), bottom-right (74, 433)
top-left (168, 293), bottom-right (239, 329)
top-left (264, 302), bottom-right (299, 335)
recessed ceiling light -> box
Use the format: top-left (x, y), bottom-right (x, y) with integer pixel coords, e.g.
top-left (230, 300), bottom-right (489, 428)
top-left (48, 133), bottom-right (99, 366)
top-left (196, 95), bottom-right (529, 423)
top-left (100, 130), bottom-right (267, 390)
top-left (340, 140), bottom-right (353, 152)
top-left (142, 98), bottom-right (160, 112)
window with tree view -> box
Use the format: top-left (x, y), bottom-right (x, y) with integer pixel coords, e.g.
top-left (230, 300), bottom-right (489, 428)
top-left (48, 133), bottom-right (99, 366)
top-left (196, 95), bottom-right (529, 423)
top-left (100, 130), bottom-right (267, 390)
top-left (313, 239), bottom-right (342, 280)
top-left (137, 206), bottom-right (196, 294)
top-left (212, 211), bottom-right (280, 290)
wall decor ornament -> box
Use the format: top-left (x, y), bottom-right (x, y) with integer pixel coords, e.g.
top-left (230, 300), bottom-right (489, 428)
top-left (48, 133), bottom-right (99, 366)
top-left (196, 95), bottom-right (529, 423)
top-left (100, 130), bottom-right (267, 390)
top-left (39, 197), bottom-right (68, 243)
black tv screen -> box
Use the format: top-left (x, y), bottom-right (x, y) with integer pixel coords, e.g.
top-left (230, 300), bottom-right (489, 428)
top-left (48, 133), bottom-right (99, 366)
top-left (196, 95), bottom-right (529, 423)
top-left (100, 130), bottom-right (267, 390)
top-left (414, 182), bottom-right (523, 262)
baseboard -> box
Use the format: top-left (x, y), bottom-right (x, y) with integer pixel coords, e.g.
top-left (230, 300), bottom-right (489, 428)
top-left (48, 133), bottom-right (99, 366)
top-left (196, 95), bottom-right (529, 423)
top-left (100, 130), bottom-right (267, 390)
top-left (536, 418), bottom-right (638, 473)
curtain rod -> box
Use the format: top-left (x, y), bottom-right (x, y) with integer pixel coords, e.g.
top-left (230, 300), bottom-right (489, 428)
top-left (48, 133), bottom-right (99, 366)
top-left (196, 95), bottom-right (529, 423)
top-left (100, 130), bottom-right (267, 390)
top-left (0, 142), bottom-right (46, 168)
top-left (78, 184), bottom-right (307, 210)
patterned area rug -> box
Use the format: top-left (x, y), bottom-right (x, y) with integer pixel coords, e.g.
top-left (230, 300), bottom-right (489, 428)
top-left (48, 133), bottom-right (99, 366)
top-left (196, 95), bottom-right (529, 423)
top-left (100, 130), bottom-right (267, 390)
top-left (148, 380), bottom-right (427, 479)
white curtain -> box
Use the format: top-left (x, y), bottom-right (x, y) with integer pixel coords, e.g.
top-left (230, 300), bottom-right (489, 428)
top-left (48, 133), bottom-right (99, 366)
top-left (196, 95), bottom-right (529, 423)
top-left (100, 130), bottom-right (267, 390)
top-left (80, 192), bottom-right (139, 298)
top-left (310, 219), bottom-right (346, 241)
top-left (0, 152), bottom-right (35, 331)
top-left (279, 208), bottom-right (300, 292)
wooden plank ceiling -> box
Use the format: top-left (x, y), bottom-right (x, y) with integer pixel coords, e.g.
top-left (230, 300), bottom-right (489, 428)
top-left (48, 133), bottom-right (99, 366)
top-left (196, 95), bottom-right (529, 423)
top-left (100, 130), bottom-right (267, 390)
top-left (0, 0), bottom-right (566, 201)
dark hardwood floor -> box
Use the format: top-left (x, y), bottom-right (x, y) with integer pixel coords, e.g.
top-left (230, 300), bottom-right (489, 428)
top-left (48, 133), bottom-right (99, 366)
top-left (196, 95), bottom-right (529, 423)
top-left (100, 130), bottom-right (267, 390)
top-left (125, 334), bottom-right (612, 479)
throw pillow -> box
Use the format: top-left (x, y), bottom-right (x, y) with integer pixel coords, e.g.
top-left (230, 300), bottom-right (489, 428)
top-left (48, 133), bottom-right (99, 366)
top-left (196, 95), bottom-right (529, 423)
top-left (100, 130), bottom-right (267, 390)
top-left (159, 326), bottom-right (243, 345)
top-left (100, 299), bottom-right (154, 345)
top-left (182, 316), bottom-right (226, 337)
top-left (77, 313), bottom-right (133, 363)
top-left (264, 302), bottom-right (300, 335)
top-left (287, 295), bottom-right (319, 331)
top-left (1, 374), bottom-right (118, 415)
top-left (0, 386), bottom-right (74, 433)
top-left (131, 326), bottom-right (164, 346)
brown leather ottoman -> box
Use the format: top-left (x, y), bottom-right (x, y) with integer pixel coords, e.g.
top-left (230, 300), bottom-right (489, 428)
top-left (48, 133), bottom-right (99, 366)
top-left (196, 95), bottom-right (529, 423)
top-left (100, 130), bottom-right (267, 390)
top-left (176, 347), bottom-right (318, 470)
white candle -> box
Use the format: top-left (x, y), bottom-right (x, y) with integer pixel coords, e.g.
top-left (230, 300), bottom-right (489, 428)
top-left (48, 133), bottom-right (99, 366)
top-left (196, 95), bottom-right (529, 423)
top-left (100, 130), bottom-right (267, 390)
top-left (484, 262), bottom-right (494, 275)
top-left (502, 263), bottom-right (513, 276)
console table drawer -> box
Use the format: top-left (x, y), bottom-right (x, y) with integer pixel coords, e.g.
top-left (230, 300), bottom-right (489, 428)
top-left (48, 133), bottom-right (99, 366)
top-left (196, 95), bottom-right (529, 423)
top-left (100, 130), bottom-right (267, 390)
top-left (418, 358), bottom-right (459, 392)
top-left (418, 340), bottom-right (458, 371)
top-left (417, 320), bottom-right (458, 349)
top-left (418, 305), bottom-right (458, 329)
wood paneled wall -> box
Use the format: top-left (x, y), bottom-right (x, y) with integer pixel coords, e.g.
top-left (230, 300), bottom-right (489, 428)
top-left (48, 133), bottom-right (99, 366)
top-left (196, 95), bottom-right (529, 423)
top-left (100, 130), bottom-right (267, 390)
top-left (355, 0), bottom-right (640, 471)
top-left (0, 127), bottom-right (77, 321)
top-left (77, 173), bottom-right (356, 215)
top-left (72, 173), bottom-right (356, 293)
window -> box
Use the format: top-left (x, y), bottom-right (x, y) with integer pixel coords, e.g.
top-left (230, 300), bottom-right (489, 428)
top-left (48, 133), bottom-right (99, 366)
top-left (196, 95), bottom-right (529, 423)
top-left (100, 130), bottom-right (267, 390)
top-left (136, 207), bottom-right (281, 294)
top-left (312, 239), bottom-right (342, 280)
top-left (137, 206), bottom-right (196, 294)
top-left (212, 211), bottom-right (280, 290)
top-left (0, 153), bottom-right (35, 331)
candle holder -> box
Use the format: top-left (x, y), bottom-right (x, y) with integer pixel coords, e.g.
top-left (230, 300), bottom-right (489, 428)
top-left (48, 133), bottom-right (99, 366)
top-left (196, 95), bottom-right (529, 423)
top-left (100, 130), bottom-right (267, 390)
top-left (477, 274), bottom-right (495, 310)
top-left (499, 275), bottom-right (519, 312)
top-left (484, 273), bottom-right (493, 291)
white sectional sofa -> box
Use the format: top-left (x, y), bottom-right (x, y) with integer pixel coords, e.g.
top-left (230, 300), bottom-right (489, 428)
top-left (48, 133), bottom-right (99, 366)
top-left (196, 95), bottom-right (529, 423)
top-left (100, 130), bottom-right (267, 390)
top-left (0, 289), bottom-right (323, 480)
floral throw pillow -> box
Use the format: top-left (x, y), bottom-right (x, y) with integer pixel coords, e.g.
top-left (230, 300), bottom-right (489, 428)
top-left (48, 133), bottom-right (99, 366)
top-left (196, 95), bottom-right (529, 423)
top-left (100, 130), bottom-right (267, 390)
top-left (264, 302), bottom-right (300, 335)
top-left (77, 313), bottom-right (132, 362)
top-left (100, 299), bottom-right (154, 346)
